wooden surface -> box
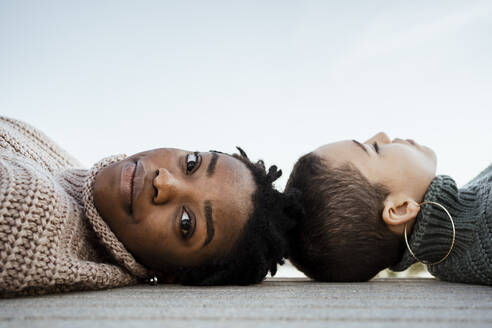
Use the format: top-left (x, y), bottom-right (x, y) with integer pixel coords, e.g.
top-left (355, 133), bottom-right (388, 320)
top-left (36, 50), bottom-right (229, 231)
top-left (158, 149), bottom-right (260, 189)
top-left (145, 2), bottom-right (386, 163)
top-left (1, 278), bottom-right (491, 328)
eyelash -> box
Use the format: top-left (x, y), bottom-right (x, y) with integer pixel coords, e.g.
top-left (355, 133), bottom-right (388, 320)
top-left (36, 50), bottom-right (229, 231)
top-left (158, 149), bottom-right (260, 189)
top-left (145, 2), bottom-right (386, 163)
top-left (185, 152), bottom-right (201, 175)
top-left (181, 153), bottom-right (199, 240)
top-left (372, 142), bottom-right (380, 153)
top-left (180, 207), bottom-right (196, 239)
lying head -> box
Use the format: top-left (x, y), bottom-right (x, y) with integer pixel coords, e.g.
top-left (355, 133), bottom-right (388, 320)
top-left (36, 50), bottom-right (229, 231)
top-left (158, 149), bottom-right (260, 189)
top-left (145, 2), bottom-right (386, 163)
top-left (93, 147), bottom-right (296, 285)
top-left (286, 132), bottom-right (437, 281)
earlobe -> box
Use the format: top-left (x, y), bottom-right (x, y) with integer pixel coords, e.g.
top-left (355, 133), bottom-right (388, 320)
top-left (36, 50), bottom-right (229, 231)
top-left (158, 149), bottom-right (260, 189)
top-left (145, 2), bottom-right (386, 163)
top-left (382, 195), bottom-right (420, 233)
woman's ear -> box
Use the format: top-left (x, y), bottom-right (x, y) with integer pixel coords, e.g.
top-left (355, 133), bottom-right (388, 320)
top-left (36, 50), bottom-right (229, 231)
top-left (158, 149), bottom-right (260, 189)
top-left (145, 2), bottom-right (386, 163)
top-left (382, 194), bottom-right (420, 234)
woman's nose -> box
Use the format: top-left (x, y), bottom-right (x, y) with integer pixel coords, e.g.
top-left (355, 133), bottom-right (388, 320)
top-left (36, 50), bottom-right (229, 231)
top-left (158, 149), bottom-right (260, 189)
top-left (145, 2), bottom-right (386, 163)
top-left (364, 132), bottom-right (391, 145)
top-left (152, 168), bottom-right (180, 204)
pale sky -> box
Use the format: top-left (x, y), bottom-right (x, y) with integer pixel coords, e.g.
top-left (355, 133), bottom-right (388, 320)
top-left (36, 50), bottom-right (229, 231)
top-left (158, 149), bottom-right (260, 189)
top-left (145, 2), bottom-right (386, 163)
top-left (1, 0), bottom-right (491, 189)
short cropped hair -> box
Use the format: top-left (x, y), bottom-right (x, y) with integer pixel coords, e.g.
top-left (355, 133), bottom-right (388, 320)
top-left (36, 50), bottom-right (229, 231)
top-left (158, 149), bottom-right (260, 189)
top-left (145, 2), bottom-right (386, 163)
top-left (168, 148), bottom-right (300, 286)
top-left (285, 152), bottom-right (404, 282)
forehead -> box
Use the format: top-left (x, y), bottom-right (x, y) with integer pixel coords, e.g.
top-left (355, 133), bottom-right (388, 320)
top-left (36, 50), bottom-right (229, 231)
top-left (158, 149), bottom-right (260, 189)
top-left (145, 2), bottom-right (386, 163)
top-left (314, 140), bottom-right (366, 166)
top-left (211, 153), bottom-right (254, 185)
top-left (203, 153), bottom-right (256, 250)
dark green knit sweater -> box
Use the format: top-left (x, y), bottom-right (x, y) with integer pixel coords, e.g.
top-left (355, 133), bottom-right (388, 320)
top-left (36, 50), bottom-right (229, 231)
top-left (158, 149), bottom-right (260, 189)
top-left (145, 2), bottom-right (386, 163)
top-left (391, 164), bottom-right (492, 285)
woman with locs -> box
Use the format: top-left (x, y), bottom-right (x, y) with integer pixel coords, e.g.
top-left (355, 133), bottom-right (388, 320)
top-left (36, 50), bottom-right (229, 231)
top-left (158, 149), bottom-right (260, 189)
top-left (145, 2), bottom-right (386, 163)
top-left (0, 116), bottom-right (298, 297)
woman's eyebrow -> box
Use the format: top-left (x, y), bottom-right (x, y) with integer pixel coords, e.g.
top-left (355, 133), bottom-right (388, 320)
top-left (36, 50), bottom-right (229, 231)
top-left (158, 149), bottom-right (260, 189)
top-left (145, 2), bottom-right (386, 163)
top-left (202, 200), bottom-right (215, 247)
top-left (352, 140), bottom-right (369, 155)
top-left (206, 152), bottom-right (219, 177)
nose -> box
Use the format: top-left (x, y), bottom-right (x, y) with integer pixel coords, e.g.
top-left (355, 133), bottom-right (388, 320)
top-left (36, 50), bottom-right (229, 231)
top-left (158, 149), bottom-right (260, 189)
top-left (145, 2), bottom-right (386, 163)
top-left (152, 168), bottom-right (180, 204)
top-left (364, 132), bottom-right (391, 145)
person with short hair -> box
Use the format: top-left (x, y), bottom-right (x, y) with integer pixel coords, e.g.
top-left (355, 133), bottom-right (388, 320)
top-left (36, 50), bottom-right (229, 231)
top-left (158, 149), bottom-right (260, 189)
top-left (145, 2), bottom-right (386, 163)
top-left (0, 116), bottom-right (296, 297)
top-left (285, 132), bottom-right (492, 285)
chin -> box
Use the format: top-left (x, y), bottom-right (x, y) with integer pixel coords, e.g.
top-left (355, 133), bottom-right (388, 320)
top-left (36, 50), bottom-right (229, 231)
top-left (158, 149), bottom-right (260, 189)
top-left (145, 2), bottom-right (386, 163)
top-left (425, 146), bottom-right (437, 166)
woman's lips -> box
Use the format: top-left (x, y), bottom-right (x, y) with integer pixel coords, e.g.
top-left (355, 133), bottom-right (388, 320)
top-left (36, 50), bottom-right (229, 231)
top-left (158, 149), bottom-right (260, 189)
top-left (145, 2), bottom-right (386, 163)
top-left (131, 160), bottom-right (146, 215)
top-left (120, 162), bottom-right (137, 214)
top-left (394, 138), bottom-right (419, 147)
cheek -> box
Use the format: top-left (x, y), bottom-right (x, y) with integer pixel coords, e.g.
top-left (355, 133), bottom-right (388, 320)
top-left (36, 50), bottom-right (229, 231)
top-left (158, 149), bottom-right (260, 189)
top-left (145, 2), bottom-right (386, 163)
top-left (142, 210), bottom-right (174, 245)
top-left (382, 149), bottom-right (436, 190)
top-left (123, 213), bottom-right (172, 257)
top-left (403, 149), bottom-right (436, 177)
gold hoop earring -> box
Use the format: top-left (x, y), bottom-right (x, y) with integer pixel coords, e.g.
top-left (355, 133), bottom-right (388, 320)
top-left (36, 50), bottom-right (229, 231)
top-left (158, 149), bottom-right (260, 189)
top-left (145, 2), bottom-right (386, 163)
top-left (403, 201), bottom-right (456, 266)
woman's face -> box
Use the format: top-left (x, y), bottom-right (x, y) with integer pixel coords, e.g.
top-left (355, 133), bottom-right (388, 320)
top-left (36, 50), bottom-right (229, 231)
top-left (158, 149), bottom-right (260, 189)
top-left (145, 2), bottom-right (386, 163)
top-left (314, 132), bottom-right (437, 202)
top-left (93, 148), bottom-right (255, 270)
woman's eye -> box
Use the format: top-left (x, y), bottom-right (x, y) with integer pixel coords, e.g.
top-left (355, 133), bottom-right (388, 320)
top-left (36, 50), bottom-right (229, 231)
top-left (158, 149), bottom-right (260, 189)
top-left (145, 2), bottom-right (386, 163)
top-left (180, 209), bottom-right (195, 239)
top-left (185, 152), bottom-right (201, 175)
top-left (372, 142), bottom-right (380, 153)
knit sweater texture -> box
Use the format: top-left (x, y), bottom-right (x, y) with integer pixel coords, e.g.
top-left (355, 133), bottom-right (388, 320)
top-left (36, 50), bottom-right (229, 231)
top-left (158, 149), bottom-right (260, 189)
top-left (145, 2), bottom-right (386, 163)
top-left (391, 166), bottom-right (492, 285)
top-left (0, 117), bottom-right (151, 297)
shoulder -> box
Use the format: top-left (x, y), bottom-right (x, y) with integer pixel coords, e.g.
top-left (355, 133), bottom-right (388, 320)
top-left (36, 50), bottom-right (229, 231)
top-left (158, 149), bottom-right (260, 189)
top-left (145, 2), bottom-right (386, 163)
top-left (463, 163), bottom-right (492, 190)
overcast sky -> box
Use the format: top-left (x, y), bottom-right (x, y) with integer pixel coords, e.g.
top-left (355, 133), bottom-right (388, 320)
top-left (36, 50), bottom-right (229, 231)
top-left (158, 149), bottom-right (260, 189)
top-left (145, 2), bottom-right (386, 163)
top-left (1, 0), bottom-right (491, 188)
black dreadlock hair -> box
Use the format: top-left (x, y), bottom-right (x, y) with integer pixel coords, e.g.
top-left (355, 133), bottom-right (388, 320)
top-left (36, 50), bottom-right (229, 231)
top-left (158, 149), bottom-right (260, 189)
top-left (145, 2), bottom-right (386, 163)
top-left (170, 147), bottom-right (301, 285)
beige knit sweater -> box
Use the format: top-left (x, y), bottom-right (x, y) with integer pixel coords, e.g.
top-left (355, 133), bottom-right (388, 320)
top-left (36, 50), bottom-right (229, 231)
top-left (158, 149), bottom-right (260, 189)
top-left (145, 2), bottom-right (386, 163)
top-left (0, 116), bottom-right (152, 297)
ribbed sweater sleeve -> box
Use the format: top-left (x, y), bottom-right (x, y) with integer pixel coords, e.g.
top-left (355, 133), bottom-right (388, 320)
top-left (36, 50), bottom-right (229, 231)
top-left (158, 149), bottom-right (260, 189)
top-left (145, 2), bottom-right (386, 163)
top-left (390, 171), bottom-right (492, 286)
top-left (0, 152), bottom-right (143, 297)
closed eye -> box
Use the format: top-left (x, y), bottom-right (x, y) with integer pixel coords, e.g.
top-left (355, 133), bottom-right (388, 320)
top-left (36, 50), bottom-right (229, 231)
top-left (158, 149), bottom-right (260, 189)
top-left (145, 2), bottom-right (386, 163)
top-left (372, 142), bottom-right (380, 153)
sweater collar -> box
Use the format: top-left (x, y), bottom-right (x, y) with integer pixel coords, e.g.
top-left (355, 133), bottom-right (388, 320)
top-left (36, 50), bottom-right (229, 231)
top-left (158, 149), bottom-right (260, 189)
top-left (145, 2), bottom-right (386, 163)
top-left (82, 155), bottom-right (152, 278)
top-left (390, 175), bottom-right (478, 272)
